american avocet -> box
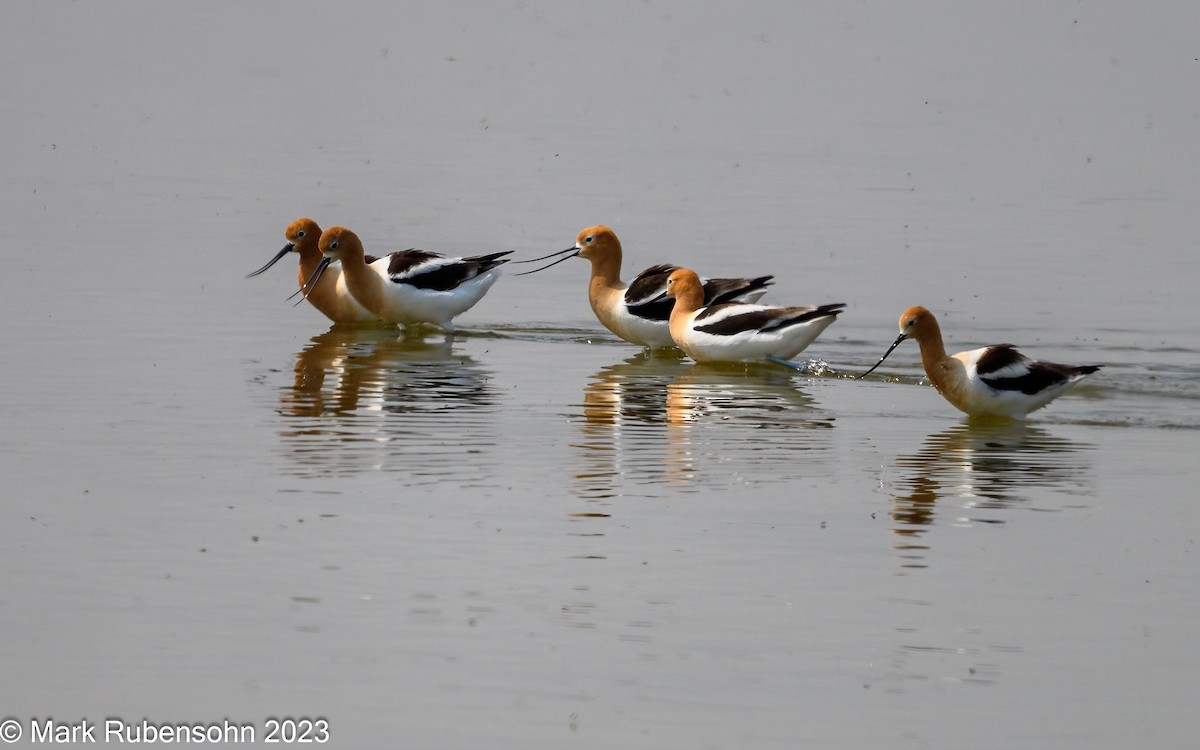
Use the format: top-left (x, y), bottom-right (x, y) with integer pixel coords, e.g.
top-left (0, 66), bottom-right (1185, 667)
top-left (310, 226), bottom-right (511, 335)
top-left (860, 306), bottom-right (1102, 419)
top-left (664, 268), bottom-right (844, 366)
top-left (514, 225), bottom-right (773, 348)
top-left (247, 218), bottom-right (381, 323)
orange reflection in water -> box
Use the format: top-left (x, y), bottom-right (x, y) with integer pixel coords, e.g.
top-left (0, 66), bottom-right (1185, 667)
top-left (890, 420), bottom-right (1093, 571)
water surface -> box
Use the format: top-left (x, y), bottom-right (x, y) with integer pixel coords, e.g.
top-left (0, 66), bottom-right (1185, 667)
top-left (2, 2), bottom-right (1198, 748)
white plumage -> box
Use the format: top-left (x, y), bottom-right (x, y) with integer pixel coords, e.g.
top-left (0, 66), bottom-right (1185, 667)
top-left (861, 306), bottom-right (1102, 419)
top-left (665, 268), bottom-right (844, 364)
top-left (514, 225), bottom-right (773, 348)
top-left (310, 226), bottom-right (511, 334)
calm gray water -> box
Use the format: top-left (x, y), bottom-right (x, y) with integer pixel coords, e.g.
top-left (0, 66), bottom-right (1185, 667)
top-left (3, 2), bottom-right (1199, 748)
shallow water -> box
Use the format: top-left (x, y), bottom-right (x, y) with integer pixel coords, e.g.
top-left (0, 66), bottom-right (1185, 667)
top-left (3, 2), bottom-right (1199, 748)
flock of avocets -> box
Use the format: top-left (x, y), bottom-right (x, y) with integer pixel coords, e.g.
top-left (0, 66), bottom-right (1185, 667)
top-left (249, 219), bottom-right (1102, 420)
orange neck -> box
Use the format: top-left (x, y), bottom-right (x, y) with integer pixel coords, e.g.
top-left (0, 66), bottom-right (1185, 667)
top-left (912, 317), bottom-right (955, 393)
top-left (336, 240), bottom-right (386, 314)
top-left (295, 242), bottom-right (326, 293)
top-left (668, 278), bottom-right (705, 343)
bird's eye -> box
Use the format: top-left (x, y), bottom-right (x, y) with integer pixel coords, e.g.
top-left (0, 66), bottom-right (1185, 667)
top-left (330, 241), bottom-right (338, 250)
top-left (297, 230), bottom-right (306, 238)
top-left (584, 236), bottom-right (593, 243)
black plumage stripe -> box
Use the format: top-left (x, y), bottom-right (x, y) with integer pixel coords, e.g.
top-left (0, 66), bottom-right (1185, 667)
top-left (628, 297), bottom-right (675, 322)
top-left (388, 250), bottom-right (512, 291)
top-left (706, 275), bottom-right (773, 305)
top-left (694, 303), bottom-right (844, 337)
top-left (625, 265), bottom-right (678, 305)
top-left (461, 251), bottom-right (515, 269)
top-left (624, 264), bottom-right (679, 322)
top-left (387, 249), bottom-right (443, 277)
top-left (982, 363), bottom-right (1102, 395)
top-left (974, 344), bottom-right (1025, 376)
top-left (625, 267), bottom-right (776, 323)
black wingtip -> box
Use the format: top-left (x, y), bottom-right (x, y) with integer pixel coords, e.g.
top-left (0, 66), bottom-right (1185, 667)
top-left (464, 250), bottom-right (515, 271)
top-left (705, 274), bottom-right (776, 305)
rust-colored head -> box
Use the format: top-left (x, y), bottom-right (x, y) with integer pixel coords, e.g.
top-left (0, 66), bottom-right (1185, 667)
top-left (897, 305), bottom-right (938, 340)
top-left (575, 225), bottom-right (620, 261)
top-left (300, 225), bottom-right (364, 295)
top-left (665, 268), bottom-right (705, 313)
top-left (510, 225), bottom-right (619, 278)
top-left (665, 268), bottom-right (702, 297)
top-left (246, 217), bottom-right (324, 278)
top-left (285, 217), bottom-right (321, 250)
top-left (860, 306), bottom-right (940, 379)
top-left (317, 225), bottom-right (363, 262)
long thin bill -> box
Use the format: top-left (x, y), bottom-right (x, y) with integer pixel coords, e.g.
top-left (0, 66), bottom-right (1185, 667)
top-left (292, 256), bottom-right (332, 306)
top-left (513, 251), bottom-right (579, 276)
top-left (510, 246), bottom-right (579, 264)
top-left (246, 245), bottom-right (292, 278)
top-left (859, 334), bottom-right (908, 379)
top-left (286, 260), bottom-right (331, 300)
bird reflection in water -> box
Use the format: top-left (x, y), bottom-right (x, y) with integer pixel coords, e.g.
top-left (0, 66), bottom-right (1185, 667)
top-left (890, 420), bottom-right (1093, 571)
top-left (664, 362), bottom-right (834, 487)
top-left (574, 349), bottom-right (691, 501)
top-left (277, 325), bottom-right (498, 479)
